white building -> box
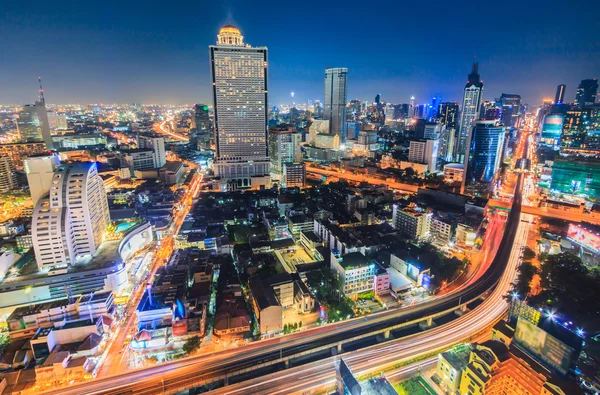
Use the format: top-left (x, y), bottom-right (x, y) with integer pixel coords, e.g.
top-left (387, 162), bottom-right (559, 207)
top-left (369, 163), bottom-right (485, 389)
top-left (324, 68), bottom-right (348, 142)
top-left (408, 139), bottom-right (439, 172)
top-left (31, 162), bottom-right (110, 270)
top-left (392, 205), bottom-right (431, 240)
top-left (330, 251), bottom-right (376, 296)
top-left (431, 217), bottom-right (453, 244)
top-left (444, 163), bottom-right (464, 183)
top-left (456, 224), bottom-right (476, 249)
top-left (119, 149), bottom-right (156, 172)
top-left (24, 154), bottom-right (59, 207)
top-left (138, 135), bottom-right (166, 168)
top-left (210, 24), bottom-right (270, 190)
top-left (268, 127), bottom-right (301, 180)
top-left (456, 62), bottom-right (483, 162)
top-left (0, 157), bottom-right (17, 192)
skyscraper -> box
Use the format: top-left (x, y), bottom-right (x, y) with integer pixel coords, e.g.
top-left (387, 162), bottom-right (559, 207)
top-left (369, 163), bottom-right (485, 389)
top-left (554, 84), bottom-right (566, 104)
top-left (437, 102), bottom-right (459, 128)
top-left (17, 80), bottom-right (53, 148)
top-left (456, 61), bottom-right (484, 162)
top-left (31, 162), bottom-right (110, 270)
top-left (209, 24), bottom-right (270, 190)
top-left (462, 120), bottom-right (506, 197)
top-left (575, 79), bottom-right (598, 108)
top-left (500, 93), bottom-right (522, 128)
top-left (323, 67), bottom-right (348, 144)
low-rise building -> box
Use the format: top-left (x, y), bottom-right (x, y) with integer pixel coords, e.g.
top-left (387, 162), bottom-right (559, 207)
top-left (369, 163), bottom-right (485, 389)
top-left (330, 251), bottom-right (377, 296)
top-left (392, 204), bottom-right (431, 240)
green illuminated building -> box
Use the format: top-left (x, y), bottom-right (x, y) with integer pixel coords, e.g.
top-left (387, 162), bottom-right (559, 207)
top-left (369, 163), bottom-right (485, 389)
top-left (550, 157), bottom-right (600, 199)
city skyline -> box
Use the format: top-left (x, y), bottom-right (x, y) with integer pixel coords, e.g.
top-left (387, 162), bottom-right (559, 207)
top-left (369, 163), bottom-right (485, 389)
top-left (2, 0), bottom-right (599, 106)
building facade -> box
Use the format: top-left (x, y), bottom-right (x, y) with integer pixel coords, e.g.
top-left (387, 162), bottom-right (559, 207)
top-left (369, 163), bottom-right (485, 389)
top-left (17, 102), bottom-right (53, 148)
top-left (463, 120), bottom-right (506, 197)
top-left (323, 67), bottom-right (348, 144)
top-left (0, 157), bottom-right (18, 192)
top-left (0, 142), bottom-right (48, 168)
top-left (137, 135), bottom-right (166, 168)
top-left (31, 162), bottom-right (110, 270)
top-left (457, 62), bottom-right (484, 162)
top-left (24, 154), bottom-right (59, 207)
top-left (268, 125), bottom-right (301, 180)
top-left (210, 24), bottom-right (270, 190)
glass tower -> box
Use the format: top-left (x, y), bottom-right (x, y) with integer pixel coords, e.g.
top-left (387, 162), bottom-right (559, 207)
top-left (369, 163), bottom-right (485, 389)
top-left (463, 120), bottom-right (506, 197)
top-left (323, 67), bottom-right (348, 144)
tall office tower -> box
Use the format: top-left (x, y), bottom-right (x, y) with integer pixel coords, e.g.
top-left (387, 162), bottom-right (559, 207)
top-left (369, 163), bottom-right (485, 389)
top-left (575, 79), bottom-right (599, 108)
top-left (554, 84), bottom-right (566, 104)
top-left (437, 102), bottom-right (459, 128)
top-left (408, 96), bottom-right (415, 118)
top-left (456, 61), bottom-right (484, 162)
top-left (0, 157), bottom-right (18, 192)
top-left (438, 126), bottom-right (456, 162)
top-left (462, 120), bottom-right (506, 197)
top-left (31, 162), bottom-right (110, 270)
top-left (429, 97), bottom-right (440, 121)
top-left (17, 80), bottom-right (53, 148)
top-left (323, 67), bottom-right (348, 143)
top-left (24, 154), bottom-right (59, 207)
top-left (313, 100), bottom-right (323, 118)
top-left (500, 93), bottom-right (522, 128)
top-left (137, 135), bottom-right (166, 168)
top-left (268, 125), bottom-right (302, 181)
top-left (210, 24), bottom-right (270, 190)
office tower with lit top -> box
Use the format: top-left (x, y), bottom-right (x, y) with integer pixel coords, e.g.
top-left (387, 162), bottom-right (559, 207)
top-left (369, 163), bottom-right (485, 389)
top-left (456, 61), bottom-right (484, 162)
top-left (209, 24), bottom-right (270, 190)
top-left (323, 67), bottom-right (348, 144)
top-left (17, 79), bottom-right (53, 149)
top-left (554, 84), bottom-right (566, 104)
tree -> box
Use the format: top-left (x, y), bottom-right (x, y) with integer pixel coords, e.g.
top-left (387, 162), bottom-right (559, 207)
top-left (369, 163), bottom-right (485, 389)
top-left (182, 335), bottom-right (202, 354)
top-left (513, 261), bottom-right (537, 296)
top-left (298, 321), bottom-right (302, 329)
top-left (539, 253), bottom-right (587, 292)
top-left (522, 247), bottom-right (536, 261)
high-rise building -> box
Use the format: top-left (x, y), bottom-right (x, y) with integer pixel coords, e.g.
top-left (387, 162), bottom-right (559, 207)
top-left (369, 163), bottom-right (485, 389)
top-left (462, 120), bottom-right (506, 197)
top-left (500, 93), bottom-right (522, 128)
top-left (0, 157), bottom-right (18, 193)
top-left (193, 104), bottom-right (210, 131)
top-left (47, 111), bottom-right (68, 130)
top-left (192, 104), bottom-right (211, 148)
top-left (554, 84), bottom-right (566, 105)
top-left (137, 135), bottom-right (166, 168)
top-left (540, 114), bottom-right (564, 149)
top-left (437, 102), bottom-right (459, 128)
top-left (24, 154), bottom-right (59, 207)
top-left (424, 122), bottom-right (443, 139)
top-left (323, 68), bottom-right (348, 143)
top-left (561, 108), bottom-right (591, 148)
top-left (409, 139), bottom-right (439, 172)
top-left (31, 162), bottom-right (110, 270)
top-left (210, 24), bottom-right (270, 190)
top-left (268, 125), bottom-right (302, 181)
top-left (17, 103), bottom-right (52, 148)
top-left (456, 61), bottom-right (484, 162)
top-left (574, 79), bottom-right (598, 108)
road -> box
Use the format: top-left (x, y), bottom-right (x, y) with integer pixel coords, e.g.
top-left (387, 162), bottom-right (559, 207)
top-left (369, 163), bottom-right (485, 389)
top-left (306, 164), bottom-right (420, 193)
top-left (155, 117), bottom-right (189, 142)
top-left (202, 133), bottom-right (532, 395)
top-left (94, 165), bottom-right (203, 378)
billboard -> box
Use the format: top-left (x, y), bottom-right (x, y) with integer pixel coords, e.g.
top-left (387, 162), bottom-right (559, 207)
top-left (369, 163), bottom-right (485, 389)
top-left (514, 318), bottom-right (574, 376)
top-left (567, 224), bottom-right (600, 253)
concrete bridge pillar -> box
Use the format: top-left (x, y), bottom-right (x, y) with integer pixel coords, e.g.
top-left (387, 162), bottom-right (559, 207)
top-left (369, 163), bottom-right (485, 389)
top-left (284, 359), bottom-right (290, 368)
top-left (384, 330), bottom-right (391, 339)
top-left (337, 343), bottom-right (343, 353)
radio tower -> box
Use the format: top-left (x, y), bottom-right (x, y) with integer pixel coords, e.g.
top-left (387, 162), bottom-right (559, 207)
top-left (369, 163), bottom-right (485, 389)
top-left (38, 76), bottom-right (45, 103)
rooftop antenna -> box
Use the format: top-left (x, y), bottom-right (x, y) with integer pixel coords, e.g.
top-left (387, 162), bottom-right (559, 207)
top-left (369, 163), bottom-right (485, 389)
top-left (38, 76), bottom-right (46, 103)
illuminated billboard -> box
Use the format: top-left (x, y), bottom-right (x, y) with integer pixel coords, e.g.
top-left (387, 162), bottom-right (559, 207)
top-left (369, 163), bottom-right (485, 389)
top-left (567, 224), bottom-right (600, 253)
top-left (514, 318), bottom-right (574, 375)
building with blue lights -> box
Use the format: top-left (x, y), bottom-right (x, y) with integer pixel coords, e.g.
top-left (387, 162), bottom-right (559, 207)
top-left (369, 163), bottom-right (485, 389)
top-left (463, 120), bottom-right (506, 198)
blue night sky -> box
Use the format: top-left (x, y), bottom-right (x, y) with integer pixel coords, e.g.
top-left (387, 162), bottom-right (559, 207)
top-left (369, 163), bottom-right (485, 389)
top-left (1, 0), bottom-right (598, 107)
